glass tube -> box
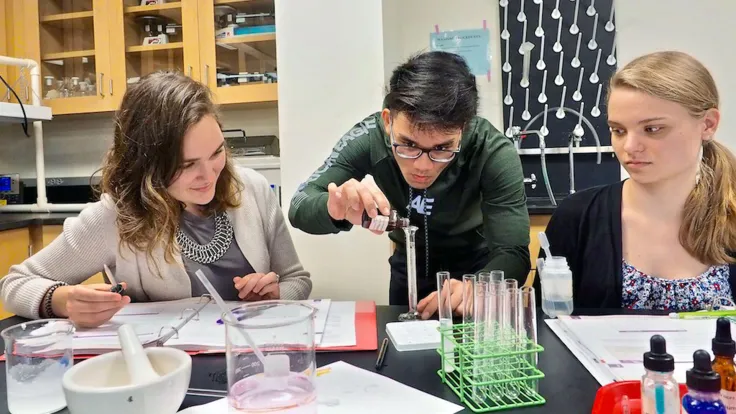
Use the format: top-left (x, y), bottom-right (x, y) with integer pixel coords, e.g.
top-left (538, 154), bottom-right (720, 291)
top-left (399, 225), bottom-right (420, 321)
top-left (487, 280), bottom-right (505, 400)
top-left (462, 274), bottom-right (477, 361)
top-left (490, 270), bottom-right (505, 282)
top-left (520, 286), bottom-right (539, 395)
top-left (504, 286), bottom-right (522, 400)
top-left (436, 271), bottom-right (455, 373)
top-left (473, 279), bottom-right (489, 404)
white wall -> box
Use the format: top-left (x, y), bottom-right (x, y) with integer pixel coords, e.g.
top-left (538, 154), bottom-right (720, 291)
top-left (0, 107), bottom-right (279, 179)
top-left (616, 0), bottom-right (736, 152)
top-left (382, 0), bottom-right (504, 127)
top-left (275, 0), bottom-right (391, 303)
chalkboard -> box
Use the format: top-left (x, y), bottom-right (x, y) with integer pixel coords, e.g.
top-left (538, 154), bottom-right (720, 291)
top-left (498, 0), bottom-right (620, 201)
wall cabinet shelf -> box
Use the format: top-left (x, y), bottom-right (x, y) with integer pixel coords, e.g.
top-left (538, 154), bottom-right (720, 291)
top-left (4, 0), bottom-right (278, 115)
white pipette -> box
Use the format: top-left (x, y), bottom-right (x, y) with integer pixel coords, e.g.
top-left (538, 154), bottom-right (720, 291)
top-left (589, 48), bottom-right (601, 83)
top-left (556, 86), bottom-right (567, 119)
top-left (504, 72), bottom-right (513, 105)
top-left (538, 70), bottom-right (548, 104)
top-left (573, 66), bottom-right (584, 102)
top-left (535, 1), bottom-right (544, 37)
top-left (570, 0), bottom-right (580, 34)
top-left (519, 20), bottom-right (529, 55)
top-left (571, 33), bottom-right (582, 68)
top-left (536, 34), bottom-right (546, 70)
top-left (553, 16), bottom-right (563, 52)
top-left (588, 14), bottom-right (599, 50)
top-left (538, 231), bottom-right (552, 259)
top-left (522, 89), bottom-right (531, 121)
top-left (607, 34), bottom-right (617, 66)
top-left (605, 5), bottom-right (615, 32)
top-left (555, 51), bottom-right (565, 86)
top-left (586, 0), bottom-right (597, 16)
top-left (194, 270), bottom-right (267, 367)
top-left (591, 83), bottom-right (602, 117)
top-left (518, 0), bottom-right (527, 22)
top-left (501, 4), bottom-right (510, 40)
top-left (552, 0), bottom-right (561, 19)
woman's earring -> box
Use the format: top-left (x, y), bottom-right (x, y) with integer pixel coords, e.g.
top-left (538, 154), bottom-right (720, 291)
top-left (695, 145), bottom-right (704, 185)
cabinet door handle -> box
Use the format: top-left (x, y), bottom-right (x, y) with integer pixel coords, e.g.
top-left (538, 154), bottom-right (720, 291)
top-left (28, 244), bottom-right (32, 257)
top-left (204, 65), bottom-right (209, 87)
top-left (109, 79), bottom-right (113, 96)
top-left (25, 86), bottom-right (29, 102)
top-left (188, 66), bottom-right (193, 77)
top-left (98, 73), bottom-right (105, 97)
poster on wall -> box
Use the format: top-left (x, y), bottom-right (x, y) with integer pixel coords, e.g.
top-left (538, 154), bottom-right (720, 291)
top-left (430, 28), bottom-right (491, 76)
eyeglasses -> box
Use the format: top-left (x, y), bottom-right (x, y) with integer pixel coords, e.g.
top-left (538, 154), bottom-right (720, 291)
top-left (389, 119), bottom-right (461, 163)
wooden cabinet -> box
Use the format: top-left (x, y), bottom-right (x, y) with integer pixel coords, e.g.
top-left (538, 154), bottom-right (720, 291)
top-left (0, 228), bottom-right (31, 320)
top-left (8, 0), bottom-right (278, 115)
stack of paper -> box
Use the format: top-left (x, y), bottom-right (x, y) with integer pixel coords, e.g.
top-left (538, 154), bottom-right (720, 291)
top-left (546, 315), bottom-right (721, 385)
top-left (177, 361), bottom-right (464, 414)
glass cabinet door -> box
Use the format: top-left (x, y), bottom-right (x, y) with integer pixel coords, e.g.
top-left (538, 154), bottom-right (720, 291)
top-left (112, 0), bottom-right (201, 94)
top-left (34, 0), bottom-right (115, 114)
top-left (199, 0), bottom-right (278, 105)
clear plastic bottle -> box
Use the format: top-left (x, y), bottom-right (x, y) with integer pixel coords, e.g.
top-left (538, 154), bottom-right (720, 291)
top-left (641, 335), bottom-right (680, 414)
top-left (539, 256), bottom-right (573, 317)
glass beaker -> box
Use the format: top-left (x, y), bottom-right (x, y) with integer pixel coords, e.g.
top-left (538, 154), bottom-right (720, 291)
top-left (2, 319), bottom-right (75, 414)
top-left (224, 301), bottom-right (318, 413)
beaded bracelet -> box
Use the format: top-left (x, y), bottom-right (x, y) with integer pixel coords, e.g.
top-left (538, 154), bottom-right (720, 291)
top-left (42, 282), bottom-right (67, 318)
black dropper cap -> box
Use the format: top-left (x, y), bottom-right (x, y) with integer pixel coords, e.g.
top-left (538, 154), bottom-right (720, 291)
top-left (713, 317), bottom-right (736, 358)
top-left (686, 350), bottom-right (722, 393)
top-left (643, 335), bottom-right (675, 373)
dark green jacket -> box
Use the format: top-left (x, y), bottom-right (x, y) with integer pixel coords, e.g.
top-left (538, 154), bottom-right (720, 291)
top-left (288, 112), bottom-right (531, 283)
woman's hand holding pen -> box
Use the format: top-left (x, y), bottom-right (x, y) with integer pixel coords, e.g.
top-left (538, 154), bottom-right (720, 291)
top-left (52, 283), bottom-right (130, 329)
top-left (234, 272), bottom-right (280, 301)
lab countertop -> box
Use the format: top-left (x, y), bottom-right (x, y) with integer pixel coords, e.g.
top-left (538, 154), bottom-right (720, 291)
top-left (526, 196), bottom-right (563, 215)
top-left (0, 213), bottom-right (76, 231)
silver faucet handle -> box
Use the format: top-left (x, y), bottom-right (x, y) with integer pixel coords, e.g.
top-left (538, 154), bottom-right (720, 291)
top-left (524, 173), bottom-right (537, 189)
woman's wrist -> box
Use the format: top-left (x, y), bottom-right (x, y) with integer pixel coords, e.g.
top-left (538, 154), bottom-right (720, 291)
top-left (49, 285), bottom-right (71, 318)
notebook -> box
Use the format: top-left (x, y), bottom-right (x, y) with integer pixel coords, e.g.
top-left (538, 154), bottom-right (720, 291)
top-left (385, 320), bottom-right (441, 352)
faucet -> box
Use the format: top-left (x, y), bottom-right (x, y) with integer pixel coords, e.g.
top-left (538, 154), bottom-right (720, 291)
top-left (524, 173), bottom-right (537, 189)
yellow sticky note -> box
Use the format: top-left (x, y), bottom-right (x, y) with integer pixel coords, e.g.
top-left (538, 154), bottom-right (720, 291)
top-left (0, 199), bottom-right (6, 206)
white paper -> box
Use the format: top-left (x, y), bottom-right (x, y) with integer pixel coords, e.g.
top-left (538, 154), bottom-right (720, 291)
top-left (166, 299), bottom-right (335, 351)
top-left (547, 315), bottom-right (721, 385)
top-left (177, 361), bottom-right (463, 414)
top-left (318, 301), bottom-right (357, 348)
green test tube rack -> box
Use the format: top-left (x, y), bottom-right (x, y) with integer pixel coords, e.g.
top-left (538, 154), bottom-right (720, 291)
top-left (436, 322), bottom-right (546, 412)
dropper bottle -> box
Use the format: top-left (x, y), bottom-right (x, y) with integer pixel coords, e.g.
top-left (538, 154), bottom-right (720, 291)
top-left (641, 334), bottom-right (680, 414)
top-left (712, 317), bottom-right (736, 413)
top-left (362, 209), bottom-right (409, 232)
top-left (682, 350), bottom-right (727, 413)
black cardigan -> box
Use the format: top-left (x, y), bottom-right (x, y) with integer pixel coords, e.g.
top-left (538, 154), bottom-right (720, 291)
top-left (534, 180), bottom-right (736, 309)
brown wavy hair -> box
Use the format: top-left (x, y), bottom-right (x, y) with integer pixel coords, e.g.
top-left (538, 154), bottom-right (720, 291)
top-left (609, 51), bottom-right (736, 264)
top-left (99, 71), bottom-right (242, 270)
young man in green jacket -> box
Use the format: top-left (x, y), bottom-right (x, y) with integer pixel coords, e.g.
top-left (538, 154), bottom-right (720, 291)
top-left (288, 51), bottom-right (531, 319)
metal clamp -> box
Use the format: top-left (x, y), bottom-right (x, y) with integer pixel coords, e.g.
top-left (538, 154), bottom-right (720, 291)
top-left (158, 325), bottom-right (179, 339)
top-left (179, 307), bottom-right (200, 321)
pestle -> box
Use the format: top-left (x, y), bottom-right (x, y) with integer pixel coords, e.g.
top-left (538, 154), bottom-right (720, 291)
top-left (118, 324), bottom-right (160, 385)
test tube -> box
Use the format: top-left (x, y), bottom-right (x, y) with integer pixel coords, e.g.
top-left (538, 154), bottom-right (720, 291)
top-left (437, 271), bottom-right (455, 373)
top-left (487, 280), bottom-right (505, 399)
top-left (504, 286), bottom-right (522, 400)
top-left (520, 286), bottom-right (539, 395)
top-left (462, 274), bottom-right (477, 353)
top-left (473, 279), bottom-right (489, 403)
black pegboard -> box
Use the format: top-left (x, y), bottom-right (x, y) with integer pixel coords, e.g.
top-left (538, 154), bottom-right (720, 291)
top-left (498, 0), bottom-right (620, 198)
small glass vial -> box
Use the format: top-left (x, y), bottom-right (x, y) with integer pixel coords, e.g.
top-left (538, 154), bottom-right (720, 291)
top-left (69, 77), bottom-right (80, 97)
top-left (683, 350), bottom-right (727, 413)
top-left (362, 210), bottom-right (409, 232)
top-left (712, 317), bottom-right (736, 412)
top-left (43, 76), bottom-right (58, 99)
top-left (641, 335), bottom-right (680, 414)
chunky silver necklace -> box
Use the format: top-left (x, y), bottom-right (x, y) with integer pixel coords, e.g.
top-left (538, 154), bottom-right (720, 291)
top-left (176, 212), bottom-right (234, 264)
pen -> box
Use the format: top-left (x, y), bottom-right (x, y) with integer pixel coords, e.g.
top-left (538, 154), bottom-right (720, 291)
top-left (669, 310), bottom-right (736, 319)
top-left (375, 338), bottom-right (389, 371)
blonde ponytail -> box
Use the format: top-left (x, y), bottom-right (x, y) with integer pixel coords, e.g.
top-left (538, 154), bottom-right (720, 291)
top-left (681, 141), bottom-right (736, 264)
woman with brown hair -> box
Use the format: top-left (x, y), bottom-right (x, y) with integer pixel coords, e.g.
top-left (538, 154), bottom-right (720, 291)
top-left (0, 71), bottom-right (311, 327)
top-left (539, 51), bottom-right (736, 311)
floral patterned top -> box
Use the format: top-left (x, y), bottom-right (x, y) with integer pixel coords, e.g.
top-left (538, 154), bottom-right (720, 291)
top-left (621, 259), bottom-right (732, 311)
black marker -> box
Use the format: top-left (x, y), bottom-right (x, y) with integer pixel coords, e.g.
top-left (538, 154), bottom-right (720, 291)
top-left (375, 338), bottom-right (389, 371)
top-left (104, 264), bottom-right (126, 295)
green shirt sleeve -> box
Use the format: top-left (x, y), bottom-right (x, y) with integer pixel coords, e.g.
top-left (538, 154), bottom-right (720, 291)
top-left (288, 116), bottom-right (379, 234)
top-left (479, 131), bottom-right (532, 285)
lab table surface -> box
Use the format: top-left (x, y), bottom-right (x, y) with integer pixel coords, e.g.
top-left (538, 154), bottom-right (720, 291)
top-left (0, 306), bottom-right (603, 414)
